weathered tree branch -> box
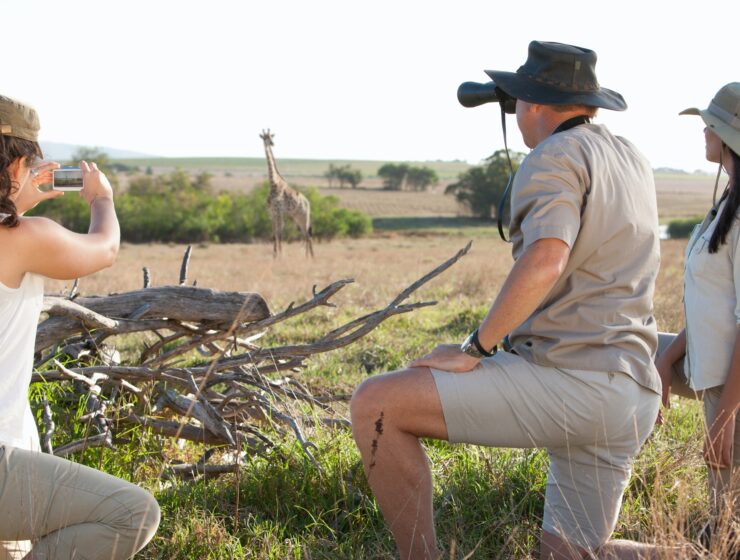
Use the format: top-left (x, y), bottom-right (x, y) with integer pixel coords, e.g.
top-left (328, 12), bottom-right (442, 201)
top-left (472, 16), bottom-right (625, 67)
top-left (36, 287), bottom-right (270, 352)
top-left (33, 244), bottom-right (471, 470)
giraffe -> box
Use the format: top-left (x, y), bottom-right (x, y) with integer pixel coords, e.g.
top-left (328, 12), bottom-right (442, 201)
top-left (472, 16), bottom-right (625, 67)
top-left (259, 129), bottom-right (314, 258)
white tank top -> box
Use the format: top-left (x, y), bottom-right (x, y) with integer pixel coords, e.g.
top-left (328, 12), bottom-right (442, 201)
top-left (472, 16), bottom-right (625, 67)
top-left (0, 273), bottom-right (44, 450)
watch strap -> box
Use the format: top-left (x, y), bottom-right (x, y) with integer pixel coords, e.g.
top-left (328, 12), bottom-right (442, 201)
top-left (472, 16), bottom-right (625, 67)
top-left (472, 329), bottom-right (496, 357)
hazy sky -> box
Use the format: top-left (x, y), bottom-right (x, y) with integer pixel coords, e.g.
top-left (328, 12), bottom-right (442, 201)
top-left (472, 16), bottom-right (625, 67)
top-left (3, 0), bottom-right (737, 171)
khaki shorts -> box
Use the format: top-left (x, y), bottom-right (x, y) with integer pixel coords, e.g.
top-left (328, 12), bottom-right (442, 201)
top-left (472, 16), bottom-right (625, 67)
top-left (431, 351), bottom-right (659, 552)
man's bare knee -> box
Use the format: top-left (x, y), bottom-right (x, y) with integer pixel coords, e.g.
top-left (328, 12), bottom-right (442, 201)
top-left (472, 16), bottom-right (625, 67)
top-left (350, 368), bottom-right (446, 441)
top-left (350, 375), bottom-right (388, 428)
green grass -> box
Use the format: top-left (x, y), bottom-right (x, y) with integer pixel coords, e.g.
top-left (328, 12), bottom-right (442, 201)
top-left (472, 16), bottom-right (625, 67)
top-left (165, 307), bottom-right (712, 556)
top-left (30, 244), bottom-right (719, 559)
top-left (141, 406), bottom-right (711, 559)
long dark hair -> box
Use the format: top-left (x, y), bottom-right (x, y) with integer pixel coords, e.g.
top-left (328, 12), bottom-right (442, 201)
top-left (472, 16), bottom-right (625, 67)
top-left (708, 148), bottom-right (740, 254)
top-left (0, 134), bottom-right (43, 228)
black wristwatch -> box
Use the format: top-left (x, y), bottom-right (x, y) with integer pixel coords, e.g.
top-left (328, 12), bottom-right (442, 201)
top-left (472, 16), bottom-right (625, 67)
top-left (460, 328), bottom-right (497, 358)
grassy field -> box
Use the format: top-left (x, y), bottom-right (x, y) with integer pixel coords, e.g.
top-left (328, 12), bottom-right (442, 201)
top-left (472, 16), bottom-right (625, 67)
top-left (115, 157), bottom-right (470, 194)
top-left (112, 156), bottom-right (720, 223)
top-left (36, 156), bottom-right (727, 558)
top-left (116, 157), bottom-right (471, 180)
top-left (39, 236), bottom-right (723, 559)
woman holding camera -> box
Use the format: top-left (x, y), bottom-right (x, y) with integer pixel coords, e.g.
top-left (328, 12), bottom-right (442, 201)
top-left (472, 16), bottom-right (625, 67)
top-left (0, 95), bottom-right (159, 559)
top-left (657, 82), bottom-right (740, 542)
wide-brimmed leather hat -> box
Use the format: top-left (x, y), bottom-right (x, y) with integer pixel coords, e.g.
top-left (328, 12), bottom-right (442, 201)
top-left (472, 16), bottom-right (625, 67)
top-left (680, 82), bottom-right (740, 156)
top-left (485, 41), bottom-right (627, 111)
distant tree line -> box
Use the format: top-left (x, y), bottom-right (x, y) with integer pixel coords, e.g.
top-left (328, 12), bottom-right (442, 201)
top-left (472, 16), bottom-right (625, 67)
top-left (377, 163), bottom-right (438, 191)
top-left (32, 159), bottom-right (372, 243)
top-left (65, 147), bottom-right (139, 184)
top-left (324, 164), bottom-right (362, 188)
top-left (322, 162), bottom-right (440, 192)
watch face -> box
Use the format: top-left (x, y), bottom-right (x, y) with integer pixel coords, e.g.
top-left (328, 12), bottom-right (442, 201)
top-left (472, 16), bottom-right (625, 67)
top-left (461, 333), bottom-right (483, 358)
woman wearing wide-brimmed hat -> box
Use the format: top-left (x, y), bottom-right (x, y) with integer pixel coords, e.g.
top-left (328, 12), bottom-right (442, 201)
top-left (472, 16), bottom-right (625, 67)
top-left (0, 95), bottom-right (160, 559)
top-left (657, 82), bottom-right (740, 548)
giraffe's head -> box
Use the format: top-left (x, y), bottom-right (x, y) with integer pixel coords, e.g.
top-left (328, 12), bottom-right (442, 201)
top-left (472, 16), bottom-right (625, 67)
top-left (259, 129), bottom-right (275, 147)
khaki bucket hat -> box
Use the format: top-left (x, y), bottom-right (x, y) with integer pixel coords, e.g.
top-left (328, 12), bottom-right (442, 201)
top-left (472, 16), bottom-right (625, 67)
top-left (680, 82), bottom-right (740, 156)
top-left (0, 95), bottom-right (40, 142)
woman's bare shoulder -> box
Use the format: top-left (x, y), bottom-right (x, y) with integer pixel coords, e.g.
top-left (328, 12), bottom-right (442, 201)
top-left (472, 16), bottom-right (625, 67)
top-left (14, 215), bottom-right (66, 237)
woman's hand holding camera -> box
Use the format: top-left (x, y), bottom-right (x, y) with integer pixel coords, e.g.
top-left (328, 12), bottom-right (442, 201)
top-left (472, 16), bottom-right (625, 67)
top-left (79, 160), bottom-right (114, 206)
top-left (14, 160), bottom-right (64, 214)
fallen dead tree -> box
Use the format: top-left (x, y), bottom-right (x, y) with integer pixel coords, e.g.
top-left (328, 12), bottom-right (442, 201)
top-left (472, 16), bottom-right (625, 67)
top-left (31, 243), bottom-right (470, 478)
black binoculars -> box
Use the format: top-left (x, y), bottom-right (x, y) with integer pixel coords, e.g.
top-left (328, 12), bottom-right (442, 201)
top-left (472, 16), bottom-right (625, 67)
top-left (457, 81), bottom-right (517, 114)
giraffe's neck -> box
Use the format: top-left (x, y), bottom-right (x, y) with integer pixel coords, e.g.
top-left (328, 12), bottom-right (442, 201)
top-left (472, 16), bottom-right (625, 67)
top-left (263, 144), bottom-right (282, 190)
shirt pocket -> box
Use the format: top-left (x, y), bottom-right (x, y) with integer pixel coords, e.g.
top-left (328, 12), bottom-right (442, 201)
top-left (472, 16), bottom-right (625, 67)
top-left (685, 224), bottom-right (705, 259)
top-left (690, 230), bottom-right (712, 257)
top-left (686, 233), bottom-right (716, 279)
top-left (695, 234), bottom-right (710, 255)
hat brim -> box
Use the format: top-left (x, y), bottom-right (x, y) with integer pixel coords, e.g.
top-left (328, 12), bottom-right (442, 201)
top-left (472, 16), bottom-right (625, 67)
top-left (484, 70), bottom-right (627, 111)
top-left (680, 107), bottom-right (740, 156)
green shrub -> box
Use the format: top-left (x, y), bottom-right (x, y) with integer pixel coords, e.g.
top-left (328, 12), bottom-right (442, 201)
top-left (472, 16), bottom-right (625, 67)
top-left (667, 217), bottom-right (702, 239)
top-left (31, 174), bottom-right (372, 243)
top-left (34, 193), bottom-right (90, 232)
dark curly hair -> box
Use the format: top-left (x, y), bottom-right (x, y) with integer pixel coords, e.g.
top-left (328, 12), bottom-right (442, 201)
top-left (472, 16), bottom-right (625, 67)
top-left (0, 133), bottom-right (43, 228)
top-left (708, 148), bottom-right (740, 254)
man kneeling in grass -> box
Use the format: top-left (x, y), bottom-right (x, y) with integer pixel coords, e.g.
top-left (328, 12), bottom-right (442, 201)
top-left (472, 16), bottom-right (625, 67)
top-left (351, 41), bottom-right (671, 559)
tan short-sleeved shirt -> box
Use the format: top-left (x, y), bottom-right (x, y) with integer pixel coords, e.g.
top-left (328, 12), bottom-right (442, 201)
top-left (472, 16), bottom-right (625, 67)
top-left (508, 123), bottom-right (661, 395)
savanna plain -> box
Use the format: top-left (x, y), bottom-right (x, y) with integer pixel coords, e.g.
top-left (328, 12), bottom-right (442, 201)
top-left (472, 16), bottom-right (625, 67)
top-left (38, 165), bottom-right (728, 559)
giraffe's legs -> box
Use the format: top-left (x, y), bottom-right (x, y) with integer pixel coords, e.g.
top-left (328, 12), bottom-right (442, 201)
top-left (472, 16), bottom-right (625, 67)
top-left (305, 230), bottom-right (314, 258)
top-left (271, 210), bottom-right (284, 258)
top-left (291, 208), bottom-right (314, 259)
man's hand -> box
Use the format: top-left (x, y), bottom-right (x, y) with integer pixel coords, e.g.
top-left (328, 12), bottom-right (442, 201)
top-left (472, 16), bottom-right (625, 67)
top-left (15, 160), bottom-right (63, 214)
top-left (705, 410), bottom-right (736, 469)
top-left (409, 344), bottom-right (481, 373)
top-left (654, 355), bottom-right (675, 426)
top-left (656, 356), bottom-right (674, 410)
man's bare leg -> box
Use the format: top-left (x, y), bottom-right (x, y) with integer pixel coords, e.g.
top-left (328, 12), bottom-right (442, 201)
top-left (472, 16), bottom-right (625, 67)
top-left (350, 367), bottom-right (448, 560)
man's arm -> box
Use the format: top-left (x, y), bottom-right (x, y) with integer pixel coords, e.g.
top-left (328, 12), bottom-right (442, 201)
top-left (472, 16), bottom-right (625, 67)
top-left (410, 237), bottom-right (570, 372)
top-left (477, 237), bottom-right (570, 350)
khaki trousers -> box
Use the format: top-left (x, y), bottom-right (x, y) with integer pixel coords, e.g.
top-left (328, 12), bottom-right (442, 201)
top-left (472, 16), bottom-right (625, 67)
top-left (658, 332), bottom-right (740, 517)
top-left (0, 445), bottom-right (160, 560)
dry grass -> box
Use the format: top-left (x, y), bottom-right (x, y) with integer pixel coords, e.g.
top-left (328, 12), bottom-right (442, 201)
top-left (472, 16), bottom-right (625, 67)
top-left (47, 236), bottom-right (687, 332)
top-left (42, 234), bottom-right (727, 558)
top-left (655, 172), bottom-right (718, 221)
top-left (37, 237), bottom-right (634, 304)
